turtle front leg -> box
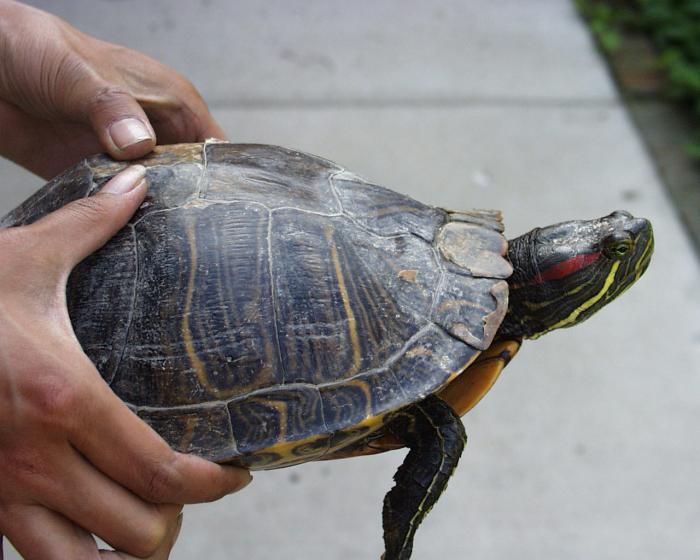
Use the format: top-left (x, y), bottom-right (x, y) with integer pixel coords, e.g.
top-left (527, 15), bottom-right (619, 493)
top-left (381, 395), bottom-right (467, 560)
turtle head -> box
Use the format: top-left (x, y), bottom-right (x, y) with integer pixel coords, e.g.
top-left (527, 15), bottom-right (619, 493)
top-left (499, 211), bottom-right (653, 339)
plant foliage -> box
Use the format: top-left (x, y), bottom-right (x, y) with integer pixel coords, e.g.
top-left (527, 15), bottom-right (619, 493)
top-left (577, 0), bottom-right (700, 155)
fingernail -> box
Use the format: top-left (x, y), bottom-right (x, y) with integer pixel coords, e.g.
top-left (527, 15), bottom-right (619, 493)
top-left (109, 118), bottom-right (154, 150)
top-left (101, 165), bottom-right (147, 195)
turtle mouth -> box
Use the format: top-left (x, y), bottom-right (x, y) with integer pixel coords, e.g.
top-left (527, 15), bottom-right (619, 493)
top-left (625, 218), bottom-right (654, 276)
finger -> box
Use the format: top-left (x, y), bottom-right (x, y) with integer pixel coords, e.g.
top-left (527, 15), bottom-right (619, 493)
top-left (100, 514), bottom-right (183, 560)
top-left (25, 166), bottom-right (147, 270)
top-left (197, 113), bottom-right (228, 141)
top-left (2, 503), bottom-right (100, 560)
top-left (35, 445), bottom-right (182, 557)
top-left (135, 73), bottom-right (227, 143)
top-left (150, 104), bottom-right (227, 143)
top-left (142, 99), bottom-right (226, 146)
top-left (70, 379), bottom-right (251, 505)
top-left (82, 85), bottom-right (156, 160)
top-left (179, 86), bottom-right (228, 140)
top-left (0, 98), bottom-right (102, 179)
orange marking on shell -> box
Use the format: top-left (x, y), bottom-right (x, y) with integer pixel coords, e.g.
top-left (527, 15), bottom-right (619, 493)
top-left (179, 416), bottom-right (199, 452)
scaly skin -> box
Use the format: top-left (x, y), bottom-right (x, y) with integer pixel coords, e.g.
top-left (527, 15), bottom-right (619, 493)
top-left (378, 211), bottom-right (653, 560)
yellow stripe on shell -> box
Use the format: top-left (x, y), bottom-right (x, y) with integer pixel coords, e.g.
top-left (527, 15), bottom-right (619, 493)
top-left (325, 226), bottom-right (362, 375)
top-left (252, 433), bottom-right (332, 469)
top-left (320, 352), bottom-right (483, 461)
top-left (182, 222), bottom-right (220, 394)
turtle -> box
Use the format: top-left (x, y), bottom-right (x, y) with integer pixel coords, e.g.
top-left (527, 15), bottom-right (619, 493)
top-left (0, 141), bottom-right (654, 560)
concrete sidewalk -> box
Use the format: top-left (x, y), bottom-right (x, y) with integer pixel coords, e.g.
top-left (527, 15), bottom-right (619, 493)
top-left (3, 1), bottom-right (699, 558)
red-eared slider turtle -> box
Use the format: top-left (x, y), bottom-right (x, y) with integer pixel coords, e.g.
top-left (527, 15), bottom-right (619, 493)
top-left (0, 142), bottom-right (654, 560)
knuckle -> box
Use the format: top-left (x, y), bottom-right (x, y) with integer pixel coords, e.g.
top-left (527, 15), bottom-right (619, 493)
top-left (146, 93), bottom-right (203, 142)
top-left (89, 84), bottom-right (132, 110)
top-left (150, 103), bottom-right (192, 135)
top-left (175, 75), bottom-right (203, 101)
top-left (64, 197), bottom-right (111, 226)
top-left (132, 514), bottom-right (170, 558)
top-left (55, 53), bottom-right (91, 89)
top-left (24, 372), bottom-right (81, 424)
top-left (142, 458), bottom-right (182, 503)
top-left (1, 446), bottom-right (53, 491)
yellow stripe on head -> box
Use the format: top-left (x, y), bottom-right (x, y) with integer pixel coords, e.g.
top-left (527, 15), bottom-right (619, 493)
top-left (529, 261), bottom-right (620, 339)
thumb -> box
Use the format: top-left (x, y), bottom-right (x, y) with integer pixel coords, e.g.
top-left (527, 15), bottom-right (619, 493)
top-left (83, 86), bottom-right (157, 160)
top-left (28, 166), bottom-right (147, 271)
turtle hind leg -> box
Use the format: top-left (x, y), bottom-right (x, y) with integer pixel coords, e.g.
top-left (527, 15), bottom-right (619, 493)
top-left (381, 395), bottom-right (467, 560)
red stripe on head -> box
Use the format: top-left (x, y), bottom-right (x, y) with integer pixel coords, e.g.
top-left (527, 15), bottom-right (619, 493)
top-left (535, 252), bottom-right (601, 283)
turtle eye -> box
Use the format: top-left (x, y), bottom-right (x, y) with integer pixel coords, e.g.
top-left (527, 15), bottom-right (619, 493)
top-left (603, 232), bottom-right (633, 260)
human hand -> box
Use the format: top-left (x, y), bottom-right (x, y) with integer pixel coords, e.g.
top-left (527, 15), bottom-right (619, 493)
top-left (1, 511), bottom-right (183, 560)
top-left (0, 0), bottom-right (225, 178)
top-left (0, 167), bottom-right (251, 559)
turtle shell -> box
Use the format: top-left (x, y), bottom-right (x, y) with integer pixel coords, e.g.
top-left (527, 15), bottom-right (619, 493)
top-left (1, 142), bottom-right (512, 469)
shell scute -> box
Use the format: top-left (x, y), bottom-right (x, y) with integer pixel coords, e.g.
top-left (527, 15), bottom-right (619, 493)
top-left (320, 368), bottom-right (405, 434)
top-left (270, 210), bottom-right (433, 385)
top-left (437, 221), bottom-right (512, 279)
top-left (67, 226), bottom-right (137, 383)
top-left (227, 385), bottom-right (328, 461)
top-left (445, 209), bottom-right (505, 232)
top-left (432, 276), bottom-right (509, 351)
top-left (389, 325), bottom-right (480, 401)
top-left (320, 380), bottom-right (373, 434)
top-left (88, 142), bottom-right (203, 177)
top-left (136, 405), bottom-right (236, 462)
top-left (332, 171), bottom-right (447, 241)
top-left (125, 164), bottom-right (203, 223)
top-left (110, 202), bottom-right (282, 407)
top-left (202, 143), bottom-right (341, 213)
